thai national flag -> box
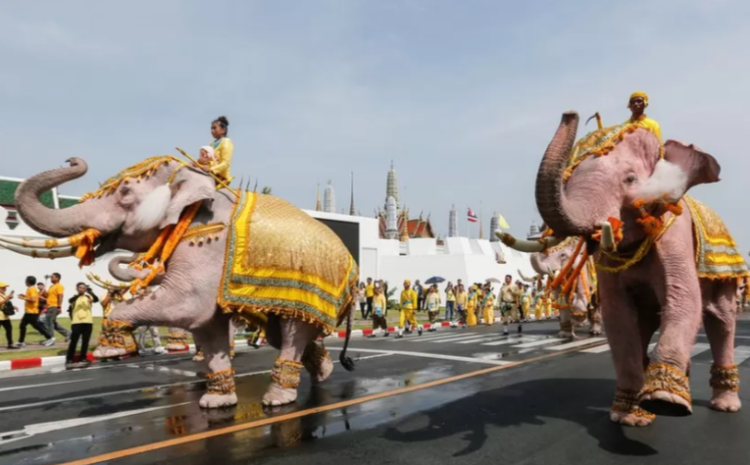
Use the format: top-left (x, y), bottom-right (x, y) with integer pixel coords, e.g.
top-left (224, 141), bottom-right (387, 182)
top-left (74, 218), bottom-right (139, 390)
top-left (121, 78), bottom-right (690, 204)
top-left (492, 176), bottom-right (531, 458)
top-left (467, 208), bottom-right (478, 223)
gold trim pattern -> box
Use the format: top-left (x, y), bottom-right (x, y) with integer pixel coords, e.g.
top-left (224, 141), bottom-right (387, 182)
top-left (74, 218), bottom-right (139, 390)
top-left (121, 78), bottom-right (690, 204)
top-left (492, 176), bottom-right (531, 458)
top-left (180, 223), bottom-right (226, 244)
top-left (641, 362), bottom-right (691, 404)
top-left (302, 343), bottom-right (330, 375)
top-left (98, 320), bottom-right (137, 353)
top-left (612, 388), bottom-right (656, 420)
top-left (709, 364), bottom-right (740, 391)
top-left (80, 156), bottom-right (184, 202)
top-left (270, 358), bottom-right (303, 389)
top-left (206, 368), bottom-right (236, 395)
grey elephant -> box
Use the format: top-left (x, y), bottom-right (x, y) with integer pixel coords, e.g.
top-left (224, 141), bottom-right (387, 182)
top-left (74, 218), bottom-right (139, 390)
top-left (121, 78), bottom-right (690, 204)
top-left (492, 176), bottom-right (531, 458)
top-left (510, 233), bottom-right (602, 338)
top-left (1, 156), bottom-right (357, 408)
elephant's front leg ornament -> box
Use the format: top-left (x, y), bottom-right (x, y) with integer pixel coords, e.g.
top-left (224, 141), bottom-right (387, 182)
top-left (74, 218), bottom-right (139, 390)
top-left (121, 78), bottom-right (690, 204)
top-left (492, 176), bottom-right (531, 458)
top-left (95, 320), bottom-right (138, 359)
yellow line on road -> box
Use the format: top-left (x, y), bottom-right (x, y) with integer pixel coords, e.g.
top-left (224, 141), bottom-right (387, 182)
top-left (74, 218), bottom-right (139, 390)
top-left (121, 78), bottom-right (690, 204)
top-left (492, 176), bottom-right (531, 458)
top-left (60, 339), bottom-right (605, 465)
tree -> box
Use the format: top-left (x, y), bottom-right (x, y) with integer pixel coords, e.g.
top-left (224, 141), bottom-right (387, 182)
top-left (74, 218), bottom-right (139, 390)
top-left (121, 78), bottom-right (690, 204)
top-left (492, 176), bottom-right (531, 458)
top-left (261, 186), bottom-right (272, 195)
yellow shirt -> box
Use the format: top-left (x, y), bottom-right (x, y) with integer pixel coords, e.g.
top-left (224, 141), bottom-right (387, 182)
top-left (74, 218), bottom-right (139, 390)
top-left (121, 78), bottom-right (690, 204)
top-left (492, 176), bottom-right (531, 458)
top-left (446, 290), bottom-right (455, 302)
top-left (0, 292), bottom-right (8, 321)
top-left (425, 293), bottom-right (441, 311)
top-left (372, 294), bottom-right (386, 315)
top-left (210, 137), bottom-right (234, 183)
top-left (628, 115), bottom-right (662, 142)
top-left (455, 291), bottom-right (468, 307)
top-left (72, 295), bottom-right (94, 324)
top-left (500, 284), bottom-right (521, 303)
top-left (467, 292), bottom-right (478, 310)
top-left (365, 284), bottom-right (374, 298)
top-left (47, 283), bottom-right (64, 308)
top-left (400, 289), bottom-right (417, 309)
top-left (483, 293), bottom-right (495, 309)
top-left (24, 286), bottom-right (39, 314)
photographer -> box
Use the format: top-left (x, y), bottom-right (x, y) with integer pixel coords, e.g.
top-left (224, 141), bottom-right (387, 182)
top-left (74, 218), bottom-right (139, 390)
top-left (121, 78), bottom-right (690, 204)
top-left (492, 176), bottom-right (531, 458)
top-left (65, 283), bottom-right (99, 369)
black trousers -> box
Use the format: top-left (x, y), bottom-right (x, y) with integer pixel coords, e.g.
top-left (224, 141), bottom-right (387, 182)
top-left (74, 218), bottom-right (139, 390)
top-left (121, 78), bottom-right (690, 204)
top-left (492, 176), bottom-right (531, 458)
top-left (19, 313), bottom-right (52, 342)
top-left (360, 301), bottom-right (368, 319)
top-left (66, 323), bottom-right (93, 362)
top-left (0, 320), bottom-right (12, 347)
top-left (365, 297), bottom-right (373, 319)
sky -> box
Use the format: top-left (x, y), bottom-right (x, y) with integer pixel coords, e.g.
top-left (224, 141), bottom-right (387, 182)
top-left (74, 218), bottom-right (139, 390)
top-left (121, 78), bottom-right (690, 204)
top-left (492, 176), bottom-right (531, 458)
top-left (1, 0), bottom-right (749, 250)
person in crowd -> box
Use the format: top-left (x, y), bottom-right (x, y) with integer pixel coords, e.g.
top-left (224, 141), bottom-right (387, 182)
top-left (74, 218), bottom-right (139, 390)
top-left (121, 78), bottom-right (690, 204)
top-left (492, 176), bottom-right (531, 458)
top-left (521, 284), bottom-right (532, 321)
top-left (357, 282), bottom-right (367, 319)
top-left (368, 283), bottom-right (389, 337)
top-left (466, 284), bottom-right (479, 327)
top-left (44, 273), bottom-right (71, 342)
top-left (365, 278), bottom-right (374, 319)
top-left (381, 280), bottom-right (390, 316)
top-left (425, 284), bottom-right (442, 330)
top-left (414, 280), bottom-right (425, 311)
top-left (500, 275), bottom-right (523, 335)
top-left (65, 282), bottom-right (99, 368)
top-left (454, 284), bottom-right (468, 327)
top-left (0, 282), bottom-right (19, 349)
top-left (482, 283), bottom-right (496, 325)
top-left (16, 276), bottom-right (54, 347)
top-left (397, 280), bottom-right (421, 338)
top-left (514, 280), bottom-right (526, 322)
top-left (445, 282), bottom-right (456, 322)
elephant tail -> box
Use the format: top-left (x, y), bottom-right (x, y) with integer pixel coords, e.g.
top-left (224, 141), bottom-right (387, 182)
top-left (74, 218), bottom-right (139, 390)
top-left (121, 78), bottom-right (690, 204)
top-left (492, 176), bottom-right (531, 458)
top-left (339, 302), bottom-right (355, 371)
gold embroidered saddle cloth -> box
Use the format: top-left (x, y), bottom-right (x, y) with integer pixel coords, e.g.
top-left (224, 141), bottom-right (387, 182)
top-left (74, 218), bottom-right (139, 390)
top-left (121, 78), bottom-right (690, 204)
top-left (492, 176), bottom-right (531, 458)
top-left (218, 191), bottom-right (359, 333)
top-left (684, 196), bottom-right (749, 280)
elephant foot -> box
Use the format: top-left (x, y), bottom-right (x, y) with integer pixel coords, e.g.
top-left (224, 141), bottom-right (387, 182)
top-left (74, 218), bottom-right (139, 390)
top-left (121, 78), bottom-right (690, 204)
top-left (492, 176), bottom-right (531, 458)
top-left (610, 388), bottom-right (655, 427)
top-left (200, 368), bottom-right (237, 409)
top-left (639, 363), bottom-right (692, 417)
top-left (262, 383), bottom-right (299, 406)
top-left (557, 330), bottom-right (575, 339)
top-left (302, 343), bottom-right (333, 384)
top-left (709, 364), bottom-right (741, 412)
top-left (93, 345), bottom-right (133, 360)
top-left (589, 324), bottom-right (603, 336)
top-left (193, 350), bottom-right (205, 362)
top-left (199, 392), bottom-right (238, 409)
top-left (263, 358), bottom-right (303, 406)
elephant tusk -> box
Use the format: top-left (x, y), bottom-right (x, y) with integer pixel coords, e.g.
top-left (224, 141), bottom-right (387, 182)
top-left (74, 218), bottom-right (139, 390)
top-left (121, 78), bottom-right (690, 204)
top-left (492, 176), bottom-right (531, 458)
top-left (0, 241), bottom-right (76, 259)
top-left (495, 231), bottom-right (563, 253)
top-left (0, 234), bottom-right (75, 249)
top-left (85, 272), bottom-right (131, 290)
top-left (599, 221), bottom-right (616, 252)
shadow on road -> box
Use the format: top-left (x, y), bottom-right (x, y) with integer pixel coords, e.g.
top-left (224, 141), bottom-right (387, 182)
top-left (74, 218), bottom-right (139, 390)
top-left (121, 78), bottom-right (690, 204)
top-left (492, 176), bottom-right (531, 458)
top-left (382, 377), bottom-right (658, 457)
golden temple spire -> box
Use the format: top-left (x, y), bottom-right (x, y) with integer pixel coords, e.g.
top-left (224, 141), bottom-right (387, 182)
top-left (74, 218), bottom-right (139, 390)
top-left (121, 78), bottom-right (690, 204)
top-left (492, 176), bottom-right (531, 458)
top-left (315, 184), bottom-right (321, 211)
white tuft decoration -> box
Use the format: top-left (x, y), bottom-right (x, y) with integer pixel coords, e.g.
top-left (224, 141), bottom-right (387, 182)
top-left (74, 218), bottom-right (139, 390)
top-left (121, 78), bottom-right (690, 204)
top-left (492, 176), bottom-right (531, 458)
top-left (133, 184), bottom-right (171, 231)
top-left (635, 159), bottom-right (688, 202)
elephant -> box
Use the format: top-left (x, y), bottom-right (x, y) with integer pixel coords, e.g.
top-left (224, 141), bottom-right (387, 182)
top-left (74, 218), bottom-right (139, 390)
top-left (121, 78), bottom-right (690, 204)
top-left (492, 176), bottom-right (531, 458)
top-left (505, 111), bottom-right (748, 426)
top-left (515, 235), bottom-right (602, 338)
top-left (3, 156), bottom-right (356, 409)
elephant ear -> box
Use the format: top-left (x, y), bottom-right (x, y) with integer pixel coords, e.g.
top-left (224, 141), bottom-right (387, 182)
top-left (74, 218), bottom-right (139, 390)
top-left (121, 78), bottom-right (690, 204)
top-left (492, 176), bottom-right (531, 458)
top-left (663, 140), bottom-right (721, 196)
top-left (160, 167), bottom-right (215, 228)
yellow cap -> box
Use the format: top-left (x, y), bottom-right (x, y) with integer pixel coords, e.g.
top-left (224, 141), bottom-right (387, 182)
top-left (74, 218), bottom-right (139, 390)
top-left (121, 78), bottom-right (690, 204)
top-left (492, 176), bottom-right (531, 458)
top-left (0, 282), bottom-right (8, 288)
top-left (404, 280), bottom-right (411, 286)
top-left (628, 91), bottom-right (649, 107)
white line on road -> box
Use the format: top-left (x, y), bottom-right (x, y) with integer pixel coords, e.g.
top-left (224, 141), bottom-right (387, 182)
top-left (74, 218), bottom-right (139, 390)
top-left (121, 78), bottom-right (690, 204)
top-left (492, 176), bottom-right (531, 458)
top-left (581, 344), bottom-right (612, 354)
top-left (544, 338), bottom-right (606, 351)
top-left (0, 378), bottom-right (93, 393)
top-left (734, 346), bottom-right (750, 365)
top-left (455, 336), bottom-right (510, 344)
top-left (432, 335), bottom-right (500, 344)
top-left (511, 338), bottom-right (567, 349)
top-left (328, 347), bottom-right (511, 365)
top-left (481, 336), bottom-right (540, 347)
top-left (0, 402), bottom-right (193, 446)
top-left (691, 343), bottom-right (710, 357)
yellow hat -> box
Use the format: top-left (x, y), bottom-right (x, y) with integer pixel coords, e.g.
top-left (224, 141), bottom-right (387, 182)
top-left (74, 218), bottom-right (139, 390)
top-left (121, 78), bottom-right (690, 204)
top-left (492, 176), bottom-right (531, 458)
top-left (404, 279), bottom-right (411, 286)
top-left (628, 91), bottom-right (648, 107)
top-left (0, 282), bottom-right (7, 288)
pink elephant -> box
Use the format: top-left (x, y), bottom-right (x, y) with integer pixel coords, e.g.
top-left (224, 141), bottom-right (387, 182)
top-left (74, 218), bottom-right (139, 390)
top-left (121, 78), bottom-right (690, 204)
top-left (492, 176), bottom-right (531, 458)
top-left (2, 157), bottom-right (356, 409)
top-left (527, 112), bottom-right (746, 426)
top-left (513, 236), bottom-right (602, 338)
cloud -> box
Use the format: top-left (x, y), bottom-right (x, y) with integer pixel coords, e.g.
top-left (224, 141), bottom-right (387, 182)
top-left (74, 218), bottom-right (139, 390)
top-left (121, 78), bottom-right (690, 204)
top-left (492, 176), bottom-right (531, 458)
top-left (1, 0), bottom-right (749, 253)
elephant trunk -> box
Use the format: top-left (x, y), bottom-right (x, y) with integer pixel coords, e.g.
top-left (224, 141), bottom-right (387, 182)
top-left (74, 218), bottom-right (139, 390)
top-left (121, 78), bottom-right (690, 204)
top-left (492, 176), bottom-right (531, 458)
top-left (15, 158), bottom-right (110, 237)
top-left (108, 254), bottom-right (146, 282)
top-left (534, 112), bottom-right (592, 236)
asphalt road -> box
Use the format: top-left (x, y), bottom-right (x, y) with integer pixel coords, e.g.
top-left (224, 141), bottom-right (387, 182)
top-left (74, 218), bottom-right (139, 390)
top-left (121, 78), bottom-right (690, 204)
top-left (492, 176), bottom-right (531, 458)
top-left (1, 318), bottom-right (750, 465)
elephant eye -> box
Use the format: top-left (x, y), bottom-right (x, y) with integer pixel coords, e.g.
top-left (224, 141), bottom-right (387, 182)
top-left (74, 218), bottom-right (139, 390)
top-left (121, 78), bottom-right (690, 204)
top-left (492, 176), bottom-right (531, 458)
top-left (624, 174), bottom-right (637, 184)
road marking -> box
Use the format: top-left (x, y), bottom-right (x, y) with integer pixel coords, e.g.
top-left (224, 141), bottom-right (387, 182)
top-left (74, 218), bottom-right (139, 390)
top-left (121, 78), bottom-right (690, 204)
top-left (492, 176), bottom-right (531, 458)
top-left (511, 338), bottom-right (567, 349)
top-left (330, 347), bottom-right (511, 365)
top-left (408, 334), bottom-right (477, 343)
top-left (0, 402), bottom-right (192, 446)
top-left (57, 341), bottom-right (603, 465)
top-left (0, 353), bottom-right (391, 413)
top-left (481, 336), bottom-right (540, 347)
top-left (431, 335), bottom-right (500, 344)
top-left (734, 345), bottom-right (750, 365)
top-left (139, 365), bottom-right (198, 378)
top-left (544, 338), bottom-right (606, 351)
top-left (581, 344), bottom-right (612, 353)
top-left (0, 378), bottom-right (93, 393)
top-left (691, 343), bottom-right (710, 357)
top-left (455, 336), bottom-right (509, 344)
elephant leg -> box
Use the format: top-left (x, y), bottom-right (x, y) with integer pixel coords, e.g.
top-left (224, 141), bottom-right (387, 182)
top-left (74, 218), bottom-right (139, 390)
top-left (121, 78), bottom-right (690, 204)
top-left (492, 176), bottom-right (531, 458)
top-left (262, 318), bottom-right (318, 407)
top-left (557, 307), bottom-right (574, 339)
top-left (166, 327), bottom-right (189, 351)
top-left (588, 304), bottom-right (603, 336)
top-left (302, 341), bottom-right (333, 384)
top-left (639, 264), bottom-right (702, 417)
top-left (194, 313), bottom-right (237, 409)
top-left (701, 279), bottom-right (741, 413)
top-left (602, 283), bottom-right (655, 427)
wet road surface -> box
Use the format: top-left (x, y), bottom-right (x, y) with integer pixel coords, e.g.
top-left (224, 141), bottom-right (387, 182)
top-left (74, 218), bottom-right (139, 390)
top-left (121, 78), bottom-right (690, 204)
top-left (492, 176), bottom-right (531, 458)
top-left (2, 319), bottom-right (750, 464)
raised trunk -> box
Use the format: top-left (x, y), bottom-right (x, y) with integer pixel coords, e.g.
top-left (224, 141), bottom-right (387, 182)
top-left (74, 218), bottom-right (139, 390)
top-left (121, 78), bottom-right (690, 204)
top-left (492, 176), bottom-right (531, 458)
top-left (15, 158), bottom-right (108, 237)
top-left (534, 112), bottom-right (592, 236)
top-left (108, 254), bottom-right (145, 282)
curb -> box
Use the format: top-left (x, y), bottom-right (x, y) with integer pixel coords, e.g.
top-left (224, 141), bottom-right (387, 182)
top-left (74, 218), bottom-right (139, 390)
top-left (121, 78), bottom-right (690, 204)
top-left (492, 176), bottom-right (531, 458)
top-left (0, 318), bottom-right (547, 371)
